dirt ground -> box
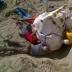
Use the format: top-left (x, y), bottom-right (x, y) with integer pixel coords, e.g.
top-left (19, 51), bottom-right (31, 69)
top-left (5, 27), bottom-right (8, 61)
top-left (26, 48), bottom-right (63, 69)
top-left (0, 0), bottom-right (72, 72)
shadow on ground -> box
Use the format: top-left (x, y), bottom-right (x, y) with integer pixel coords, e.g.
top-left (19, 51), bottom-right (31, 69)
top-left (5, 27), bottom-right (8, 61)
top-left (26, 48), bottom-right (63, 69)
top-left (37, 44), bottom-right (71, 59)
top-left (0, 44), bottom-right (71, 60)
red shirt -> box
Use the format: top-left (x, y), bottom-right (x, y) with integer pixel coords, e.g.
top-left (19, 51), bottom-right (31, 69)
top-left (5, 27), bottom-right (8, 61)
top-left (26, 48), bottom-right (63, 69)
top-left (24, 31), bottom-right (39, 45)
top-left (25, 16), bottom-right (36, 24)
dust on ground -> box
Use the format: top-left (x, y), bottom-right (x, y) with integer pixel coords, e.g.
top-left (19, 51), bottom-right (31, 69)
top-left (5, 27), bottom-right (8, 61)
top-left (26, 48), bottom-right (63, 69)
top-left (0, 0), bottom-right (72, 72)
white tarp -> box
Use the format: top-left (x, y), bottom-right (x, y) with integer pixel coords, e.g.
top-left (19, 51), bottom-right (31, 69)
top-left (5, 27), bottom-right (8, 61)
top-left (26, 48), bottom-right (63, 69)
top-left (32, 7), bottom-right (65, 51)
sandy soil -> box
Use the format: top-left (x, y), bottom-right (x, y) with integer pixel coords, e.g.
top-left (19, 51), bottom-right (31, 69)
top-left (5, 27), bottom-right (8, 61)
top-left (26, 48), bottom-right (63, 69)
top-left (0, 0), bottom-right (72, 72)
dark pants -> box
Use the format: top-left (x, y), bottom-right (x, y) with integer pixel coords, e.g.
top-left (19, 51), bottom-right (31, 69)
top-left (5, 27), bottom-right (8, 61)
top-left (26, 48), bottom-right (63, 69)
top-left (31, 44), bottom-right (47, 56)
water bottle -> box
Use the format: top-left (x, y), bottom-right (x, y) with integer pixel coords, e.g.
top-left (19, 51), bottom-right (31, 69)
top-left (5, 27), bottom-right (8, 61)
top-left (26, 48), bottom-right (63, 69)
top-left (15, 7), bottom-right (31, 19)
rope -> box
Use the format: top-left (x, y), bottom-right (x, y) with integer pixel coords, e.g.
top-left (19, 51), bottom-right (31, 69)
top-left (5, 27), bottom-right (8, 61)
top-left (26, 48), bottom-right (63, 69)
top-left (38, 32), bottom-right (62, 46)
